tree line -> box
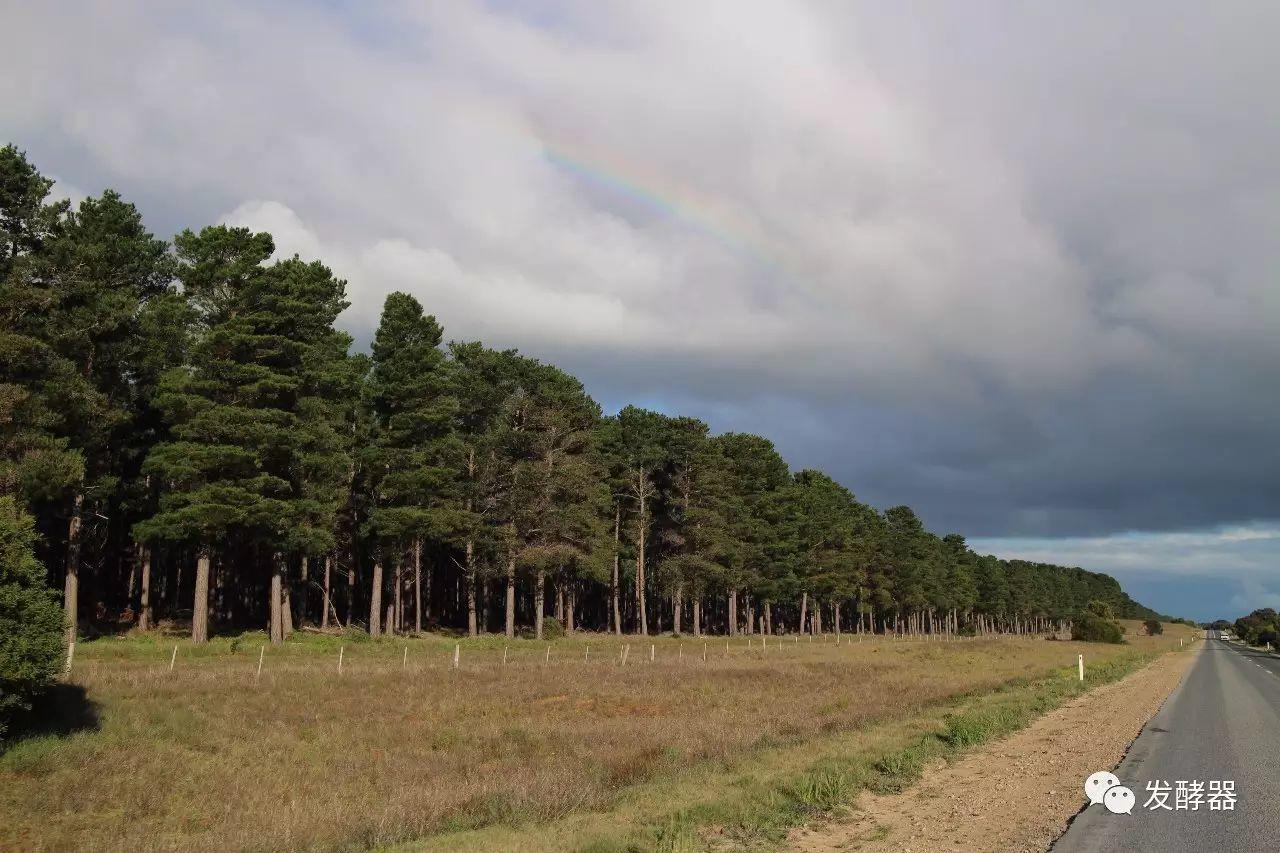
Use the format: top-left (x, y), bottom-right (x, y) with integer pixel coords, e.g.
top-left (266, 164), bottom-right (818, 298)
top-left (0, 144), bottom-right (1162, 648)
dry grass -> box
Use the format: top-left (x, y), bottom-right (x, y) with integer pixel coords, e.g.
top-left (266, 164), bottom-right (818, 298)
top-left (0, 623), bottom-right (1193, 851)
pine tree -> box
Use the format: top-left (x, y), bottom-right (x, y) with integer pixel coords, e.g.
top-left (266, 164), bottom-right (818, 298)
top-left (139, 226), bottom-right (290, 642)
top-left (654, 416), bottom-right (734, 636)
top-left (364, 292), bottom-right (458, 637)
top-left (713, 433), bottom-right (790, 634)
top-left (449, 342), bottom-right (522, 636)
top-left (505, 362), bottom-right (605, 639)
top-left (0, 147), bottom-right (83, 504)
top-left (0, 495), bottom-right (65, 738)
top-left (599, 407), bottom-right (671, 635)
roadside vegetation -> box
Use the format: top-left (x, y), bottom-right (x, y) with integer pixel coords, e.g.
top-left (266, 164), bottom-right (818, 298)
top-left (1070, 600), bottom-right (1125, 644)
top-left (0, 622), bottom-right (1195, 851)
top-left (1225, 609), bottom-right (1280, 649)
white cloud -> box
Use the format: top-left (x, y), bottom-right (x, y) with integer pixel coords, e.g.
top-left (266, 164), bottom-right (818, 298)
top-left (971, 523), bottom-right (1280, 578)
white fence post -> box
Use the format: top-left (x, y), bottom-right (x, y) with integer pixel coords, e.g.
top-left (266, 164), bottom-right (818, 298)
top-left (256, 645), bottom-right (265, 682)
top-left (338, 645), bottom-right (344, 675)
top-left (1078, 653), bottom-right (1084, 682)
top-left (453, 643), bottom-right (460, 669)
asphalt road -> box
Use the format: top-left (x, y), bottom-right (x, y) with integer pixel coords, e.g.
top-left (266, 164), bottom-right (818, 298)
top-left (1053, 634), bottom-right (1280, 852)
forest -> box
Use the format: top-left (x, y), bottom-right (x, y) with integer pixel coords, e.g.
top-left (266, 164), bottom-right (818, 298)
top-left (1, 142), bottom-right (1161, 651)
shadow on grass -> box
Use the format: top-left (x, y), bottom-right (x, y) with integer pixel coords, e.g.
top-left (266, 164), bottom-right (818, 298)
top-left (3, 683), bottom-right (100, 746)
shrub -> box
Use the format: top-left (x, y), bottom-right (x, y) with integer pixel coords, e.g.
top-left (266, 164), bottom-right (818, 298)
top-left (541, 617), bottom-right (565, 640)
top-left (1143, 619), bottom-right (1163, 636)
top-left (0, 496), bottom-right (66, 738)
top-left (1072, 612), bottom-right (1124, 644)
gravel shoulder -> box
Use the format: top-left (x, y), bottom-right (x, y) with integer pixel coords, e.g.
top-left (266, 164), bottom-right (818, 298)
top-left (787, 645), bottom-right (1200, 853)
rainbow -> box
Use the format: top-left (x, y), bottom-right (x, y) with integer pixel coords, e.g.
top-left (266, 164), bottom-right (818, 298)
top-left (540, 144), bottom-right (782, 273)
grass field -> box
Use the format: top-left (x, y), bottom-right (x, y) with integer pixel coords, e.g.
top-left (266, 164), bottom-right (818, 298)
top-left (0, 622), bottom-right (1197, 851)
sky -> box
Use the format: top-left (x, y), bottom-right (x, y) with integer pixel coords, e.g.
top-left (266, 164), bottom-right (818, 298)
top-left (3, 1), bottom-right (1277, 621)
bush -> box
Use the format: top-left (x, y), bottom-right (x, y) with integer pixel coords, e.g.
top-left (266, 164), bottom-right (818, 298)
top-left (541, 616), bottom-right (565, 639)
top-left (1072, 612), bottom-right (1124, 644)
top-left (0, 497), bottom-right (66, 738)
top-left (1143, 619), bottom-right (1164, 636)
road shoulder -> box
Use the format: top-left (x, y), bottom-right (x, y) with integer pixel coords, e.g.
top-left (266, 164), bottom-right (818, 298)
top-left (788, 645), bottom-right (1199, 853)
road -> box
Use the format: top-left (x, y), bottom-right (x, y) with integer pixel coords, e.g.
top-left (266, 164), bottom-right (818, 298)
top-left (1053, 634), bottom-right (1280, 852)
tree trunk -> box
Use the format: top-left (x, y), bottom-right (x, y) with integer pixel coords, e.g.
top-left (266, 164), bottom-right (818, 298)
top-left (535, 568), bottom-right (546, 640)
top-left (64, 492), bottom-right (84, 646)
top-left (673, 583), bottom-right (683, 636)
top-left (269, 560), bottom-right (284, 644)
top-left (321, 554), bottom-right (331, 629)
top-left (799, 591), bottom-right (808, 636)
top-left (369, 557), bottom-right (383, 638)
top-left (636, 490), bottom-right (649, 636)
top-left (566, 585), bottom-right (575, 633)
top-left (413, 536), bottom-right (422, 634)
top-left (281, 567), bottom-right (293, 639)
top-left (764, 600), bottom-right (773, 635)
top-left (693, 598), bottom-right (701, 636)
top-left (466, 536), bottom-right (478, 636)
top-left (611, 505), bottom-right (622, 635)
top-left (192, 546), bottom-right (210, 643)
top-left (833, 601), bottom-right (842, 637)
top-left (728, 588), bottom-right (738, 636)
top-left (138, 542), bottom-right (153, 631)
top-left (393, 552), bottom-right (403, 635)
top-left (299, 555), bottom-right (309, 624)
top-left (346, 550), bottom-right (356, 628)
top-left (504, 555), bottom-right (516, 638)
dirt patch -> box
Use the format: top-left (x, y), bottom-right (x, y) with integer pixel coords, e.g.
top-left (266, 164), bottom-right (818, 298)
top-left (788, 646), bottom-right (1199, 853)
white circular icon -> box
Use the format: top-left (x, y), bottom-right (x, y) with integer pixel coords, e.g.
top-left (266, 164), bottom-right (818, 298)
top-left (1084, 770), bottom-right (1121, 805)
top-left (1103, 785), bottom-right (1135, 815)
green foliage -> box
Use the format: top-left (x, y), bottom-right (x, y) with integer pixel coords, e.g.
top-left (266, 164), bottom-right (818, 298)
top-left (0, 497), bottom-right (65, 737)
top-left (1087, 599), bottom-right (1116, 620)
top-left (1232, 609), bottom-right (1280, 646)
top-left (1143, 619), bottom-right (1163, 636)
top-left (1072, 612), bottom-right (1125, 644)
top-left (540, 616), bottom-right (565, 640)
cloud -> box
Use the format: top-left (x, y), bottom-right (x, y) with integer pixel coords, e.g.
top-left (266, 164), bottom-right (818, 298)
top-left (3, 1), bottom-right (1278, 567)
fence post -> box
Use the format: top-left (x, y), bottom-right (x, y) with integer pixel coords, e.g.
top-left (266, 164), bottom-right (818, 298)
top-left (403, 647), bottom-right (408, 669)
top-left (453, 643), bottom-right (460, 669)
top-left (545, 645), bottom-right (551, 664)
top-left (170, 645), bottom-right (178, 672)
top-left (338, 645), bottom-right (344, 675)
top-left (502, 646), bottom-right (508, 667)
top-left (1078, 653), bottom-right (1084, 682)
top-left (702, 641), bottom-right (707, 662)
top-left (650, 643), bottom-right (655, 663)
top-left (256, 645), bottom-right (264, 683)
